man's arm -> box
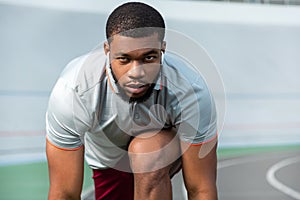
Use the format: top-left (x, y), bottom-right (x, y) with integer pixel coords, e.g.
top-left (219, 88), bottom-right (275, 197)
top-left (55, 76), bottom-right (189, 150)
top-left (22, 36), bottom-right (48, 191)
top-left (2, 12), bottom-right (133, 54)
top-left (46, 140), bottom-right (84, 200)
top-left (181, 139), bottom-right (218, 200)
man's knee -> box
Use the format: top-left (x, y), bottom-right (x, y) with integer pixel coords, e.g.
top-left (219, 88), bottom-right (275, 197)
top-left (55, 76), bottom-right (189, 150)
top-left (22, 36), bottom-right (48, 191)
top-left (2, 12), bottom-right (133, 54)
top-left (128, 129), bottom-right (180, 173)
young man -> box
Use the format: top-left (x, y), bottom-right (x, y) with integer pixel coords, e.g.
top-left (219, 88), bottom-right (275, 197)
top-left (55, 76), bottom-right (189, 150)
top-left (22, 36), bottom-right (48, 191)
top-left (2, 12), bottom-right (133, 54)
top-left (46, 2), bottom-right (218, 200)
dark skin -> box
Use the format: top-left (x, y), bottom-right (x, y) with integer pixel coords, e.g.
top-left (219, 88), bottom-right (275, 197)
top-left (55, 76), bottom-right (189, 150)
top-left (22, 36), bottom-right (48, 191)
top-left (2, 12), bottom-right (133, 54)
top-left (104, 33), bottom-right (165, 99)
top-left (46, 33), bottom-right (218, 200)
top-left (105, 33), bottom-right (218, 200)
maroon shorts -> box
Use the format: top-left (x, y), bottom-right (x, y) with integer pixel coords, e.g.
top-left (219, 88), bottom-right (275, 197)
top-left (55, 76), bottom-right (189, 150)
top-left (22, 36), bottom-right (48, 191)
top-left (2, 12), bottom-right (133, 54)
top-left (92, 156), bottom-right (181, 200)
top-left (93, 167), bottom-right (134, 200)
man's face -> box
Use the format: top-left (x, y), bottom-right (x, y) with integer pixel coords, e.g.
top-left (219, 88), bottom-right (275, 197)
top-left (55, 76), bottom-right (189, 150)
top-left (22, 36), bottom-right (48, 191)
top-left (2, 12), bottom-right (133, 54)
top-left (105, 33), bottom-right (165, 100)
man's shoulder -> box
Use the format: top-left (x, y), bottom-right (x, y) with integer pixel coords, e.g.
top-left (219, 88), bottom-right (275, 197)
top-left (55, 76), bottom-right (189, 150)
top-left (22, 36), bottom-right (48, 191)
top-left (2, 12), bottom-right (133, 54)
top-left (163, 52), bottom-right (206, 90)
top-left (59, 49), bottom-right (106, 93)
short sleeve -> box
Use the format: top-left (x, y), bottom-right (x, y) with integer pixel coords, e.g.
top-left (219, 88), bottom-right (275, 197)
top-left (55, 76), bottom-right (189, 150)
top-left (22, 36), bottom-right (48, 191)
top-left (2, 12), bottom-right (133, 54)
top-left (174, 76), bottom-right (217, 145)
top-left (46, 78), bottom-right (91, 150)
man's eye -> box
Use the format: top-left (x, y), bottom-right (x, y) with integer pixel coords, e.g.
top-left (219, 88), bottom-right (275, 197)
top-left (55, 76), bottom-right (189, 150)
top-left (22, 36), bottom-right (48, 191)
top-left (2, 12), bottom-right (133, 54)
top-left (117, 57), bottom-right (130, 63)
top-left (144, 56), bottom-right (157, 62)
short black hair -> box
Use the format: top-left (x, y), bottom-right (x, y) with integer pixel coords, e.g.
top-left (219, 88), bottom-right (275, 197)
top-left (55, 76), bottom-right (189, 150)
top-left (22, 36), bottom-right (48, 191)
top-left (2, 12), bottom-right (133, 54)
top-left (106, 2), bottom-right (165, 43)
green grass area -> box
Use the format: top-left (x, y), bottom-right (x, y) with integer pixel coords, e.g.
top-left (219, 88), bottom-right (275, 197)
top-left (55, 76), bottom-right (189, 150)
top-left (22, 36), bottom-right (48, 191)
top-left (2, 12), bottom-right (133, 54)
top-left (0, 144), bottom-right (299, 199)
top-left (217, 144), bottom-right (300, 159)
top-left (0, 161), bottom-right (93, 200)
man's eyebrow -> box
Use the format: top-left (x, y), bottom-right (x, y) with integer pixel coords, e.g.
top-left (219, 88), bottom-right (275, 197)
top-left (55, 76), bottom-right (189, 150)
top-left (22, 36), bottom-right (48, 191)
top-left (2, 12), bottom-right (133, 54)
top-left (143, 50), bottom-right (160, 56)
top-left (114, 52), bottom-right (130, 57)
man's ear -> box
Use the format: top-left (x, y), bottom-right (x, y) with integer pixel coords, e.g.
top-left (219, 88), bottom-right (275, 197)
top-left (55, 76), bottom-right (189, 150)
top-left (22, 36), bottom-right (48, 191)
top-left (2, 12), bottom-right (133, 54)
top-left (161, 41), bottom-right (166, 53)
top-left (104, 42), bottom-right (110, 55)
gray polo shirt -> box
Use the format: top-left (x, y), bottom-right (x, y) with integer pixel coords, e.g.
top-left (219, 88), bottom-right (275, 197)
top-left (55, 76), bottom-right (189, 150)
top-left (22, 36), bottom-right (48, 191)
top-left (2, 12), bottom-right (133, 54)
top-left (46, 50), bottom-right (217, 169)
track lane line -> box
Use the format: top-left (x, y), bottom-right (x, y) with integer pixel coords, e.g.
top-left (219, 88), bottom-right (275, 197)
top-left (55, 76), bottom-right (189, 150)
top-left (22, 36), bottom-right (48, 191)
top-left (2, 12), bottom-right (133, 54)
top-left (179, 155), bottom-right (273, 200)
top-left (266, 156), bottom-right (300, 200)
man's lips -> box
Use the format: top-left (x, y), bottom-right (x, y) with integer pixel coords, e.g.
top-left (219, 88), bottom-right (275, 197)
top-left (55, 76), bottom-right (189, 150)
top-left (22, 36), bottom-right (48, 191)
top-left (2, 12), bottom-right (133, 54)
top-left (124, 83), bottom-right (149, 94)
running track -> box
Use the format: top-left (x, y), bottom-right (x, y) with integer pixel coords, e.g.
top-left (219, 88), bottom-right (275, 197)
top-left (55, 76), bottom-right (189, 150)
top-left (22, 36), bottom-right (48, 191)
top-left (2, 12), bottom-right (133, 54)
top-left (217, 149), bottom-right (300, 200)
top-left (82, 149), bottom-right (300, 200)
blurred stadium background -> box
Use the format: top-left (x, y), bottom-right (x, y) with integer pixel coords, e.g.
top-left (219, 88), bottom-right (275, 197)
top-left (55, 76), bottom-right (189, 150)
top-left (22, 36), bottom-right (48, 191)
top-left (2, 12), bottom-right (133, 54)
top-left (0, 0), bottom-right (299, 199)
top-left (174, 0), bottom-right (300, 5)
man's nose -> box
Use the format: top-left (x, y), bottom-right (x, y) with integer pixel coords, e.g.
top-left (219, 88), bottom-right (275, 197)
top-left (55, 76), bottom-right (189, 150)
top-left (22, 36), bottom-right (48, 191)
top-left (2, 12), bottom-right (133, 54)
top-left (128, 60), bottom-right (145, 79)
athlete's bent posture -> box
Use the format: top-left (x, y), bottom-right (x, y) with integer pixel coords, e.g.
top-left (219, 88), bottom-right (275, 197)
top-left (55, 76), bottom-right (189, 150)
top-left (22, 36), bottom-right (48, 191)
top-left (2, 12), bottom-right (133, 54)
top-left (46, 2), bottom-right (218, 200)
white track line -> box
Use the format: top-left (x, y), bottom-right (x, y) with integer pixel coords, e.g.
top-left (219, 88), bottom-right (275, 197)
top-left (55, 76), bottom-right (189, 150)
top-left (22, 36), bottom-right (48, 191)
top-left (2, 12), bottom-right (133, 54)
top-left (180, 156), bottom-right (259, 200)
top-left (266, 156), bottom-right (300, 200)
top-left (179, 155), bottom-right (279, 200)
top-left (218, 154), bottom-right (278, 169)
top-left (181, 155), bottom-right (271, 200)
